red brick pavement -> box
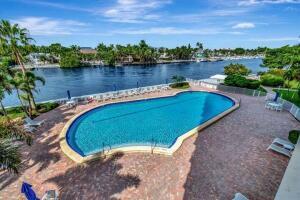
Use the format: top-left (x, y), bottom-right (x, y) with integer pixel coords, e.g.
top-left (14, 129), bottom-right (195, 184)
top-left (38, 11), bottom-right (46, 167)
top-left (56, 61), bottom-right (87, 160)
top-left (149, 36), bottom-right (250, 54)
top-left (0, 89), bottom-right (299, 200)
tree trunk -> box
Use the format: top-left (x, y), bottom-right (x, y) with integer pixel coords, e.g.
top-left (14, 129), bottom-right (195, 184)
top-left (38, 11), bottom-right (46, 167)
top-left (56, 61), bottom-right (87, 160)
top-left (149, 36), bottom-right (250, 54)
top-left (14, 51), bottom-right (26, 74)
top-left (0, 101), bottom-right (7, 117)
top-left (15, 88), bottom-right (30, 117)
top-left (28, 90), bottom-right (37, 112)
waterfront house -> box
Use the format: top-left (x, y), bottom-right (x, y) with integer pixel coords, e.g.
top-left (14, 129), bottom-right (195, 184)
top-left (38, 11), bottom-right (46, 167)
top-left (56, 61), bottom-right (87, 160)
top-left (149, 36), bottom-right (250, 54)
top-left (80, 47), bottom-right (97, 55)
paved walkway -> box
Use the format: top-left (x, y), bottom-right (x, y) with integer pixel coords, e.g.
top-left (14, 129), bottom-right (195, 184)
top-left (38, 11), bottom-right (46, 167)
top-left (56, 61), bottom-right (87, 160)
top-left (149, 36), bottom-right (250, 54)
top-left (0, 87), bottom-right (299, 200)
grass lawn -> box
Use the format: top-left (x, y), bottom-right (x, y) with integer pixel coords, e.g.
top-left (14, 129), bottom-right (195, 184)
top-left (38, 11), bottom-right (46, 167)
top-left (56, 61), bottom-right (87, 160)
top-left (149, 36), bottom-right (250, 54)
top-left (0, 102), bottom-right (59, 122)
top-left (273, 89), bottom-right (300, 107)
top-left (284, 79), bottom-right (300, 89)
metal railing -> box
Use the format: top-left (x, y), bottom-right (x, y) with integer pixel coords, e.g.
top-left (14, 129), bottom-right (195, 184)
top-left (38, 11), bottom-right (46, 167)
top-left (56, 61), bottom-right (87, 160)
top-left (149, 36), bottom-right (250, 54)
top-left (34, 83), bottom-right (171, 106)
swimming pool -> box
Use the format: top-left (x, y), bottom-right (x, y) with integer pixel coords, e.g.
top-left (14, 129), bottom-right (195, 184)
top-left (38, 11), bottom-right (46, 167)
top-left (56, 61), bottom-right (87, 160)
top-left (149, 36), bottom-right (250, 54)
top-left (62, 91), bottom-right (237, 162)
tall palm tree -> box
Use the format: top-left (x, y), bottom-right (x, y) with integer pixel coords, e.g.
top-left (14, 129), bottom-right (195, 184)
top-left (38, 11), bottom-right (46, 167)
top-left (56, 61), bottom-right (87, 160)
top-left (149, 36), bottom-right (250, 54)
top-left (0, 61), bottom-right (12, 117)
top-left (0, 20), bottom-right (33, 74)
top-left (10, 73), bottom-right (29, 117)
top-left (14, 71), bottom-right (45, 117)
top-left (0, 86), bottom-right (7, 116)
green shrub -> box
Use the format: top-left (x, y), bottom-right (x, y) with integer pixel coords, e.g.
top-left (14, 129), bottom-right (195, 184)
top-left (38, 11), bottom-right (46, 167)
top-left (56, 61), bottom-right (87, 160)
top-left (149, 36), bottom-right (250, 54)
top-left (247, 80), bottom-right (261, 89)
top-left (224, 75), bottom-right (261, 89)
top-left (224, 63), bottom-right (251, 76)
top-left (170, 82), bottom-right (190, 89)
top-left (260, 74), bottom-right (284, 87)
top-left (60, 52), bottom-right (82, 68)
top-left (288, 130), bottom-right (300, 144)
top-left (268, 69), bottom-right (285, 76)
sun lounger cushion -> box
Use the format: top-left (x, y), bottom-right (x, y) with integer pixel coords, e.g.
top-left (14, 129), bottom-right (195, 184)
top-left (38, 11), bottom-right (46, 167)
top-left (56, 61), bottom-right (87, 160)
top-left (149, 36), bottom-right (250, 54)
top-left (267, 143), bottom-right (292, 157)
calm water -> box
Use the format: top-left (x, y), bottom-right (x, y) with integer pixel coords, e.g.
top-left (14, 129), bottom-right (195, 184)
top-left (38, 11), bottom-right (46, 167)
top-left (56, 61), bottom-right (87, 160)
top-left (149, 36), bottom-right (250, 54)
top-left (3, 58), bottom-right (263, 106)
top-left (67, 91), bottom-right (234, 156)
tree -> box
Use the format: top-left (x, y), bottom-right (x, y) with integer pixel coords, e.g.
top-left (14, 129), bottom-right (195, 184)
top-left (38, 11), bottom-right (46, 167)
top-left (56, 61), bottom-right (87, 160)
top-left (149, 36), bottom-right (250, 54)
top-left (262, 45), bottom-right (300, 69)
top-left (60, 52), bottom-right (82, 68)
top-left (0, 20), bottom-right (45, 115)
top-left (293, 69), bottom-right (300, 89)
top-left (171, 75), bottom-right (186, 83)
top-left (224, 63), bottom-right (251, 76)
top-left (0, 60), bottom-right (13, 117)
top-left (283, 69), bottom-right (293, 90)
top-left (14, 71), bottom-right (45, 117)
top-left (196, 42), bottom-right (203, 51)
top-left (0, 121), bottom-right (32, 173)
top-left (0, 20), bottom-right (33, 74)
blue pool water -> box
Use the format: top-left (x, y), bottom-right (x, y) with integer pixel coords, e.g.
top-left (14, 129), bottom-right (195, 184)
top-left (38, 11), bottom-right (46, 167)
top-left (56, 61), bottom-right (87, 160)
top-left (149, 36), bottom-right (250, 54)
top-left (66, 91), bottom-right (235, 156)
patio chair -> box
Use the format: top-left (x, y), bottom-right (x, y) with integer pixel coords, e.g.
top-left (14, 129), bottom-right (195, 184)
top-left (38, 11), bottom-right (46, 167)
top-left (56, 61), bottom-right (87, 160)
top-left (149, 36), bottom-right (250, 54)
top-left (267, 143), bottom-right (292, 157)
top-left (41, 190), bottom-right (59, 200)
top-left (66, 99), bottom-right (77, 108)
top-left (96, 94), bottom-right (104, 102)
top-left (111, 92), bottom-right (118, 100)
top-left (232, 193), bottom-right (249, 200)
top-left (24, 117), bottom-right (45, 127)
top-left (103, 93), bottom-right (112, 101)
top-left (272, 138), bottom-right (295, 150)
top-left (83, 96), bottom-right (94, 104)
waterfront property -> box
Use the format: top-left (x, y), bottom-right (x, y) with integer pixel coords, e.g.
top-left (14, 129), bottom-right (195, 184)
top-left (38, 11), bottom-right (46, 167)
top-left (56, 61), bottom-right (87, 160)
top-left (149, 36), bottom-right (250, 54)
top-left (0, 83), bottom-right (299, 200)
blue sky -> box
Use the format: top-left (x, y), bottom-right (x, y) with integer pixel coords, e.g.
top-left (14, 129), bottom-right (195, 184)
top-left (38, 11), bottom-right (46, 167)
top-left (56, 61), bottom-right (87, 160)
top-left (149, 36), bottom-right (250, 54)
top-left (1, 0), bottom-right (300, 48)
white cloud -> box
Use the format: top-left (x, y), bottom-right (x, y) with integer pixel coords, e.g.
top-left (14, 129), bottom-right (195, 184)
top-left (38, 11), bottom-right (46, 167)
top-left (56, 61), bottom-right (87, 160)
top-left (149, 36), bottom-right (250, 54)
top-left (13, 17), bottom-right (87, 35)
top-left (249, 37), bottom-right (300, 42)
top-left (232, 22), bottom-right (255, 29)
top-left (101, 0), bottom-right (172, 23)
top-left (112, 27), bottom-right (242, 35)
top-left (239, 0), bottom-right (300, 6)
top-left (18, 0), bottom-right (94, 13)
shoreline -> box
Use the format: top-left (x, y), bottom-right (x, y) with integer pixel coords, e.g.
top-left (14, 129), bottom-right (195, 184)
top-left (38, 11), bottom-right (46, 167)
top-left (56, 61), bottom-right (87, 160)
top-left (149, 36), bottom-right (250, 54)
top-left (12, 57), bottom-right (262, 69)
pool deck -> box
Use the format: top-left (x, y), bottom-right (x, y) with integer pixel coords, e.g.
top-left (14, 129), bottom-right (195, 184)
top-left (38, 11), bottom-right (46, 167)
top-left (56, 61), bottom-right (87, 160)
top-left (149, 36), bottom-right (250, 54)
top-left (1, 86), bottom-right (299, 200)
top-left (60, 90), bottom-right (240, 163)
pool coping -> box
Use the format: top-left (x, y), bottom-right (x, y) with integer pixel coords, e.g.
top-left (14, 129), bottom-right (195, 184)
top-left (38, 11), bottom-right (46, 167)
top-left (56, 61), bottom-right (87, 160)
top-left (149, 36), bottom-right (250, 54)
top-left (60, 89), bottom-right (240, 163)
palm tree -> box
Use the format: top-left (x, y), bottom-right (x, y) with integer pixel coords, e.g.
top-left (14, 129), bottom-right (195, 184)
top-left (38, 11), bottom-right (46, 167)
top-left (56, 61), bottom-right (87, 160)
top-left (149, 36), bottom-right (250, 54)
top-left (10, 73), bottom-right (29, 117)
top-left (293, 69), bottom-right (300, 89)
top-left (0, 86), bottom-right (7, 116)
top-left (0, 139), bottom-right (21, 173)
top-left (0, 120), bottom-right (32, 173)
top-left (0, 61), bottom-right (13, 117)
top-left (15, 71), bottom-right (45, 117)
top-left (196, 42), bottom-right (203, 51)
top-left (0, 20), bottom-right (33, 74)
top-left (283, 69), bottom-right (293, 90)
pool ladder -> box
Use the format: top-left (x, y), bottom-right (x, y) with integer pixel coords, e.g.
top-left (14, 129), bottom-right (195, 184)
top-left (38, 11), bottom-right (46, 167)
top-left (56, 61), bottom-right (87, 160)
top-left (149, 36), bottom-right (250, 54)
top-left (102, 142), bottom-right (112, 158)
top-left (151, 138), bottom-right (157, 154)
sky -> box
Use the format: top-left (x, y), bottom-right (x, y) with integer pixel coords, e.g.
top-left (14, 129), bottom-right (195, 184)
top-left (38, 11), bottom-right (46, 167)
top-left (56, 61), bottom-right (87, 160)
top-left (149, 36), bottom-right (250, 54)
top-left (1, 0), bottom-right (300, 49)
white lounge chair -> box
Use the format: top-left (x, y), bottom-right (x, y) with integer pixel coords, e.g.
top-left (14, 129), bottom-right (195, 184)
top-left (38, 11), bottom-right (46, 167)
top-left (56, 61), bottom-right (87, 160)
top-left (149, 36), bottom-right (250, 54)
top-left (96, 94), bottom-right (104, 102)
top-left (24, 117), bottom-right (45, 127)
top-left (267, 143), bottom-right (292, 157)
top-left (103, 93), bottom-right (112, 101)
top-left (232, 193), bottom-right (248, 200)
top-left (272, 138), bottom-right (295, 150)
top-left (66, 99), bottom-right (77, 108)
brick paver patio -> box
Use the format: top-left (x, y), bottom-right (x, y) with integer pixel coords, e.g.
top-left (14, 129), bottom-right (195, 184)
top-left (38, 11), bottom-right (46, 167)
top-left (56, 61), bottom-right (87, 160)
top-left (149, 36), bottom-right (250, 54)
top-left (0, 87), bottom-right (299, 200)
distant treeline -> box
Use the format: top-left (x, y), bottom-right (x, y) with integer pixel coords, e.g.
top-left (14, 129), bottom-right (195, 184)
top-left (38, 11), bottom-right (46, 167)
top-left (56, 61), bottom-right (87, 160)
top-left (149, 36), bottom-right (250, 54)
top-left (24, 41), bottom-right (269, 67)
